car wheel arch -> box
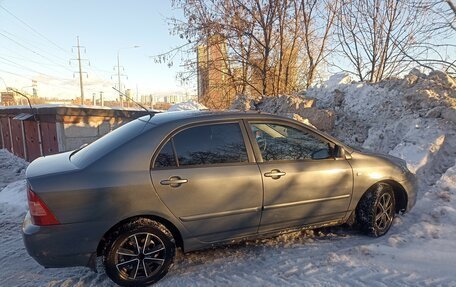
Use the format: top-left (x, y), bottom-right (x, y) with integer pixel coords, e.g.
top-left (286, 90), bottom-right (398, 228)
top-left (357, 180), bottom-right (408, 214)
top-left (96, 214), bottom-right (184, 257)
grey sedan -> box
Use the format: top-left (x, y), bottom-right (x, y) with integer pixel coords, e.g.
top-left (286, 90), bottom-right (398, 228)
top-left (22, 111), bottom-right (417, 286)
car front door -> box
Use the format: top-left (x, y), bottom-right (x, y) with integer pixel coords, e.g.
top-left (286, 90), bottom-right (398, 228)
top-left (150, 121), bottom-right (263, 243)
top-left (247, 121), bottom-right (353, 233)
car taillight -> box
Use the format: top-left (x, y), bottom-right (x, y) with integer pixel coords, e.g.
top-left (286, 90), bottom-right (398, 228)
top-left (27, 186), bottom-right (59, 226)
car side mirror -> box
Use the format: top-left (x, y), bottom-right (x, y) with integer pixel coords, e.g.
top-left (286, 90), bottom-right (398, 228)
top-left (341, 148), bottom-right (352, 160)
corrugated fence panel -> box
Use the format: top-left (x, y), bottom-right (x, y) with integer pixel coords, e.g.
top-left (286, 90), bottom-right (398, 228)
top-left (10, 118), bottom-right (25, 159)
top-left (40, 122), bottom-right (58, 156)
top-left (24, 121), bottom-right (41, 161)
top-left (0, 117), bottom-right (11, 152)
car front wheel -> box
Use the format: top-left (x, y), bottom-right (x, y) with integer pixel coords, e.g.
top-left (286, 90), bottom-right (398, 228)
top-left (356, 183), bottom-right (396, 237)
top-left (103, 218), bottom-right (175, 286)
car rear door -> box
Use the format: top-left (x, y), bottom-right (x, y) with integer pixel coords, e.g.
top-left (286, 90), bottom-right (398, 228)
top-left (246, 120), bottom-right (353, 233)
top-left (150, 120), bottom-right (263, 243)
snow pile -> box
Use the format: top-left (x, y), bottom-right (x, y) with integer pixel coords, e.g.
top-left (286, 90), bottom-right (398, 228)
top-left (231, 94), bottom-right (334, 131)
top-left (303, 70), bottom-right (456, 183)
top-left (0, 149), bottom-right (29, 217)
top-left (322, 73), bottom-right (353, 90)
top-left (168, 100), bottom-right (207, 112)
top-left (0, 180), bottom-right (28, 217)
top-left (0, 149), bottom-right (28, 190)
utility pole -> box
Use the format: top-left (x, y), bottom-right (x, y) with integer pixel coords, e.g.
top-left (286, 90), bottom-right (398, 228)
top-left (116, 52), bottom-right (123, 106)
top-left (113, 46), bottom-right (139, 107)
top-left (71, 36), bottom-right (89, 105)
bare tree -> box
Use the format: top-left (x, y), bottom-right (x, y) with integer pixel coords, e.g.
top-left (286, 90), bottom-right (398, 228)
top-left (160, 0), bottom-right (338, 107)
top-left (335, 0), bottom-right (456, 82)
top-left (300, 0), bottom-right (339, 88)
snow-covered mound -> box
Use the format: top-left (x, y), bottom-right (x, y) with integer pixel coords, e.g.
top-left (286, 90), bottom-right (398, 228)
top-left (0, 149), bottom-right (28, 217)
top-left (305, 70), bottom-right (456, 185)
top-left (322, 73), bottom-right (353, 89)
top-left (0, 149), bottom-right (28, 190)
top-left (231, 94), bottom-right (334, 131)
top-left (168, 100), bottom-right (207, 112)
top-left (0, 180), bottom-right (27, 217)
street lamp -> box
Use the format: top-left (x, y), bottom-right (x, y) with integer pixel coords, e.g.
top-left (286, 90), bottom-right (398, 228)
top-left (116, 45), bottom-right (140, 106)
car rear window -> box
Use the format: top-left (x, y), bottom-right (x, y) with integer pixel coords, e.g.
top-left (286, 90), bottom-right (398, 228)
top-left (70, 118), bottom-right (147, 167)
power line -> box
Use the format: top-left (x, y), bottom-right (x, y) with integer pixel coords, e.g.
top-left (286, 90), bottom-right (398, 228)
top-left (0, 57), bottom-right (50, 75)
top-left (0, 29), bottom-right (69, 63)
top-left (0, 31), bottom-right (73, 73)
top-left (0, 4), bottom-right (69, 54)
top-left (0, 52), bottom-right (70, 72)
top-left (0, 69), bottom-right (78, 92)
top-left (0, 56), bottom-right (73, 81)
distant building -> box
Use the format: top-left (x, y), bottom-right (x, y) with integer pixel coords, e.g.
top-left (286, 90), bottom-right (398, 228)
top-left (197, 34), bottom-right (236, 109)
top-left (1, 92), bottom-right (16, 106)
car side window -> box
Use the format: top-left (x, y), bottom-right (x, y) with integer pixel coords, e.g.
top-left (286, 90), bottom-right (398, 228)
top-left (250, 123), bottom-right (332, 161)
top-left (154, 141), bottom-right (177, 168)
top-left (154, 123), bottom-right (249, 168)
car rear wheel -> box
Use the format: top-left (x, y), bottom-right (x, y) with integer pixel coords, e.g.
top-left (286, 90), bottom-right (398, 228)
top-left (103, 218), bottom-right (175, 286)
top-left (356, 183), bottom-right (396, 237)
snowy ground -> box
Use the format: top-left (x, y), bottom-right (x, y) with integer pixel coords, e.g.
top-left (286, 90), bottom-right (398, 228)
top-left (1, 70), bottom-right (456, 286)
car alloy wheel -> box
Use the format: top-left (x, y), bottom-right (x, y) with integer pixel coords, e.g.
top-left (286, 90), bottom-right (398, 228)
top-left (115, 232), bottom-right (166, 280)
top-left (356, 183), bottom-right (396, 237)
top-left (103, 219), bottom-right (175, 286)
top-left (374, 192), bottom-right (394, 232)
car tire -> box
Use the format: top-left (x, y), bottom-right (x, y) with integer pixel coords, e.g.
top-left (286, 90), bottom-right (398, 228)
top-left (103, 218), bottom-right (175, 287)
top-left (356, 183), bottom-right (396, 237)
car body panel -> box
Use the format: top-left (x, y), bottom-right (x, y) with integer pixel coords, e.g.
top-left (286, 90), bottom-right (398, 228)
top-left (346, 151), bottom-right (417, 213)
top-left (257, 159), bottom-right (353, 232)
top-left (151, 164), bottom-right (263, 242)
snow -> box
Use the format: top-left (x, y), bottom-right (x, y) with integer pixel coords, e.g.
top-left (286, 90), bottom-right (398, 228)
top-left (0, 149), bottom-right (28, 218)
top-left (322, 73), bottom-right (353, 90)
top-left (167, 100), bottom-right (207, 112)
top-left (0, 180), bottom-right (28, 217)
top-left (1, 70), bottom-right (456, 286)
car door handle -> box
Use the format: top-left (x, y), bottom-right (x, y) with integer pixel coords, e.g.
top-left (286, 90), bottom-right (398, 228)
top-left (264, 170), bottom-right (286, 179)
top-left (160, 177), bottom-right (188, 187)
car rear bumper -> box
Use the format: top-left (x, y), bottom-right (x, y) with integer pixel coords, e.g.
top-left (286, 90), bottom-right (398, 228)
top-left (22, 211), bottom-right (99, 268)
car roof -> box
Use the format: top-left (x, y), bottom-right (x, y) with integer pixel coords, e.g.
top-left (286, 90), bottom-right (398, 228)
top-left (138, 110), bottom-right (284, 125)
top-left (137, 110), bottom-right (352, 153)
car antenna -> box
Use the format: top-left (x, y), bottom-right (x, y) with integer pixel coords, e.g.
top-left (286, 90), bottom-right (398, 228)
top-left (112, 87), bottom-right (155, 117)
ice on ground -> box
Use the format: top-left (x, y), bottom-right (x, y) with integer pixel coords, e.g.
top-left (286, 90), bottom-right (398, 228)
top-left (168, 100), bottom-right (207, 112)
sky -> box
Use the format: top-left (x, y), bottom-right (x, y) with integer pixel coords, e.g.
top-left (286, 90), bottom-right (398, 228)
top-left (0, 0), bottom-right (191, 100)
